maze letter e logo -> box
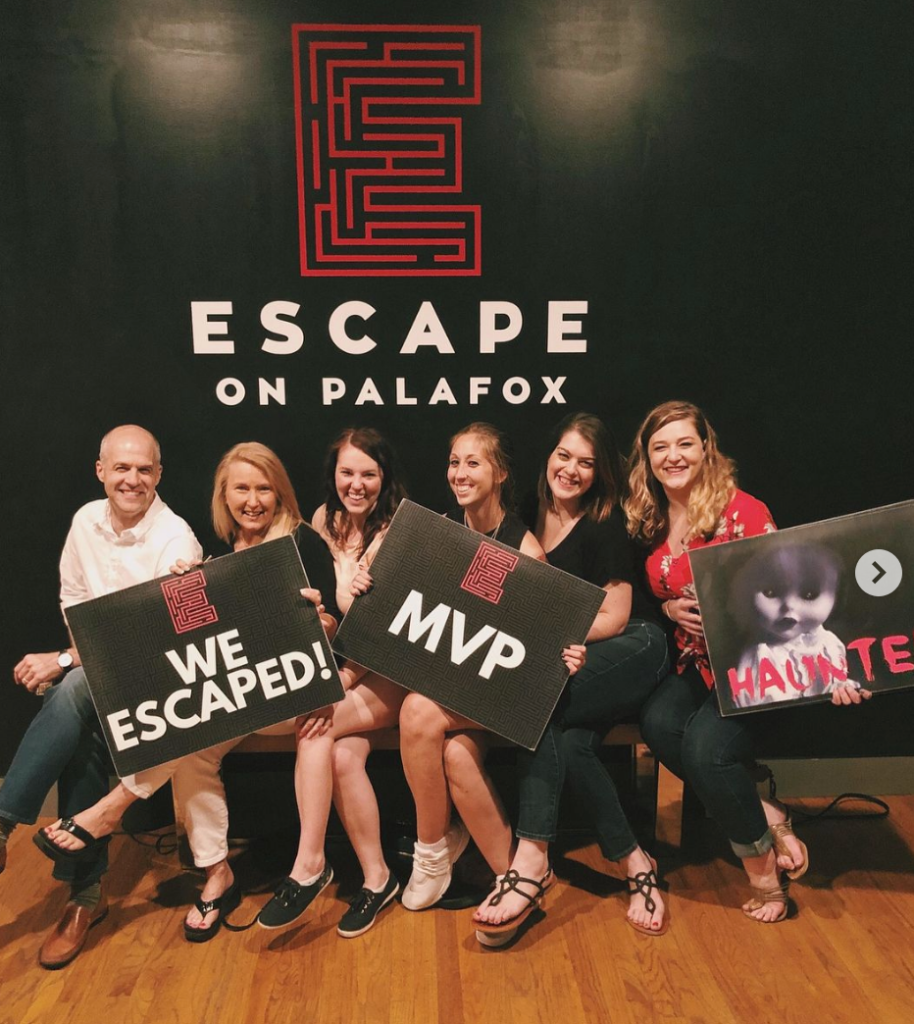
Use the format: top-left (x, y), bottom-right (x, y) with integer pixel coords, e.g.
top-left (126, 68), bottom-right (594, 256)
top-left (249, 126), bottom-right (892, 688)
top-left (292, 23), bottom-right (482, 276)
top-left (461, 542), bottom-right (519, 605)
top-left (161, 571), bottom-right (219, 635)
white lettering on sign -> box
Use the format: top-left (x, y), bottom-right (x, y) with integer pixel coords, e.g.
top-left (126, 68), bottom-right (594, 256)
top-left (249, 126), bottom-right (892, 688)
top-left (388, 589), bottom-right (526, 679)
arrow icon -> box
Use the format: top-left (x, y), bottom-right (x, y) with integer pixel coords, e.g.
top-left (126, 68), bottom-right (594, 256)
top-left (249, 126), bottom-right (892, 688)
top-left (872, 561), bottom-right (886, 585)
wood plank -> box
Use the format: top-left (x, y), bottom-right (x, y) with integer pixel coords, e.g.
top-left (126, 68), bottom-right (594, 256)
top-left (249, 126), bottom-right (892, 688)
top-left (1, 798), bottom-right (913, 1024)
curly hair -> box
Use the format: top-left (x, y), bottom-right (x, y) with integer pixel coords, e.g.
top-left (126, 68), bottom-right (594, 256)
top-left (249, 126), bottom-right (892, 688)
top-left (322, 427), bottom-right (406, 558)
top-left (537, 412), bottom-right (624, 522)
top-left (625, 401), bottom-right (736, 544)
top-left (212, 442), bottom-right (303, 545)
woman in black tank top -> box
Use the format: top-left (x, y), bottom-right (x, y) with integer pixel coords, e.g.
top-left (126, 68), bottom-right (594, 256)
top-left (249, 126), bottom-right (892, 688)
top-left (398, 423), bottom-right (585, 914)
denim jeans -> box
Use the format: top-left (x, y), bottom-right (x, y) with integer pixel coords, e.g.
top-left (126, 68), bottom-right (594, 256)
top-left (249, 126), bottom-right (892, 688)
top-left (516, 620), bottom-right (669, 851)
top-left (0, 669), bottom-right (111, 884)
top-left (639, 665), bottom-right (773, 858)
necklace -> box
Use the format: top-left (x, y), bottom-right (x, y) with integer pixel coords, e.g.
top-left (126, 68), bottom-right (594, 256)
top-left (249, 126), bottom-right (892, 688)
top-left (464, 509), bottom-right (505, 541)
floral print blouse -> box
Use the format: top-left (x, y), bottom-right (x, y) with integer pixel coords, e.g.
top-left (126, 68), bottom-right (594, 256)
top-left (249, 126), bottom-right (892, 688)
top-left (645, 490), bottom-right (776, 687)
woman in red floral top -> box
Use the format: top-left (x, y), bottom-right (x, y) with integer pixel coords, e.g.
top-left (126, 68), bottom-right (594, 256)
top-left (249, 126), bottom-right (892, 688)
top-left (627, 401), bottom-right (869, 923)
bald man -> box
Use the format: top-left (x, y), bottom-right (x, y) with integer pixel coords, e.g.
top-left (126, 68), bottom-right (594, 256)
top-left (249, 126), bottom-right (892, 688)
top-left (0, 425), bottom-right (201, 968)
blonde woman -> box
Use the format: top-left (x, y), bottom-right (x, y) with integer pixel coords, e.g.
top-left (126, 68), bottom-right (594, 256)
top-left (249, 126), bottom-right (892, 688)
top-left (36, 443), bottom-right (341, 941)
top-left (629, 401), bottom-right (870, 923)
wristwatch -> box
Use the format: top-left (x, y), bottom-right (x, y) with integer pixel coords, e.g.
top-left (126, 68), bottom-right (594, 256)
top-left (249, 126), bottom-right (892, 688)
top-left (57, 650), bottom-right (74, 672)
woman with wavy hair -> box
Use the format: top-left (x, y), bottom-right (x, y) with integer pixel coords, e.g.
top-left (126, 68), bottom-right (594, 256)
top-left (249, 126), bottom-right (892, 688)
top-left (470, 412), bottom-right (670, 942)
top-left (629, 401), bottom-right (869, 923)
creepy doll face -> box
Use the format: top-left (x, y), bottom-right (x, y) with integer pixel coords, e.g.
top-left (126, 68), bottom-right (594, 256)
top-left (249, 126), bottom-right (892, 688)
top-left (752, 569), bottom-right (838, 642)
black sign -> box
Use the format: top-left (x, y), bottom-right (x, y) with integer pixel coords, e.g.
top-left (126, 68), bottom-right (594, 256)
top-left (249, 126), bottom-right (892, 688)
top-left (67, 536), bottom-right (343, 775)
top-left (691, 500), bottom-right (914, 715)
top-left (332, 500), bottom-right (605, 749)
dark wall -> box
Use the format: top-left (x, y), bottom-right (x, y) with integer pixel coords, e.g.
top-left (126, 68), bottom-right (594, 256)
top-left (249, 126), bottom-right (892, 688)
top-left (3, 0), bottom-right (913, 769)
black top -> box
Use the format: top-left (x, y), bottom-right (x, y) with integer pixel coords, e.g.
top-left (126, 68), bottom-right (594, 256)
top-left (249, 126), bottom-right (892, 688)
top-left (524, 502), bottom-right (659, 625)
top-left (292, 525), bottom-right (342, 626)
top-left (445, 508), bottom-right (529, 551)
top-left (223, 524), bottom-right (341, 626)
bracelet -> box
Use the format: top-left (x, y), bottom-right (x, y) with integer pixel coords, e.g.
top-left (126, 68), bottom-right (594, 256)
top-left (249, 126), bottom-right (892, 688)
top-left (662, 600), bottom-right (671, 619)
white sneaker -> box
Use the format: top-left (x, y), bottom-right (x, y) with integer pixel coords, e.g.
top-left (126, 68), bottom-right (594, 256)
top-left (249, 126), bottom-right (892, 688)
top-left (401, 819), bottom-right (470, 911)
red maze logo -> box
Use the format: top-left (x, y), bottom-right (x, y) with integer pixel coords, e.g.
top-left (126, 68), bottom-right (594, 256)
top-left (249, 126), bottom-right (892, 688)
top-left (460, 542), bottom-right (519, 605)
top-left (161, 571), bottom-right (219, 635)
top-left (292, 23), bottom-right (482, 276)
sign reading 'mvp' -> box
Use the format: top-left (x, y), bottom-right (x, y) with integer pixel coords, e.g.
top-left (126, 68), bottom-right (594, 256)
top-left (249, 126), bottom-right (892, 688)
top-left (333, 501), bottom-right (604, 749)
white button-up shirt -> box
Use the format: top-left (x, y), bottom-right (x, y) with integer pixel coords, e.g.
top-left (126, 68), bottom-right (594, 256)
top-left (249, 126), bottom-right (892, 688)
top-left (59, 493), bottom-right (202, 617)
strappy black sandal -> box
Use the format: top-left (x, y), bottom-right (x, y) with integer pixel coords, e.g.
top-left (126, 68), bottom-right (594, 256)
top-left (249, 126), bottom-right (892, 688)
top-left (33, 818), bottom-right (111, 864)
top-left (474, 867), bottom-right (554, 936)
top-left (625, 855), bottom-right (670, 937)
top-left (184, 881), bottom-right (242, 943)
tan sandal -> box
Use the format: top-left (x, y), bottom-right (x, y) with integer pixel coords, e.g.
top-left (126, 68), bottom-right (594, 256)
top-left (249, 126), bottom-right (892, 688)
top-left (770, 818), bottom-right (809, 881)
top-left (742, 881), bottom-right (790, 923)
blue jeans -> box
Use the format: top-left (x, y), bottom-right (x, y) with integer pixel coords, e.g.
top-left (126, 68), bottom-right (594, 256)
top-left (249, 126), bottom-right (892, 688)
top-left (639, 665), bottom-right (773, 858)
top-left (516, 620), bottom-right (669, 853)
top-left (0, 669), bottom-right (111, 884)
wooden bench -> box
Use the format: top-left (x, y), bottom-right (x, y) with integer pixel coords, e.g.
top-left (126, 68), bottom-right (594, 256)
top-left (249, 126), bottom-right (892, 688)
top-left (173, 722), bottom-right (685, 851)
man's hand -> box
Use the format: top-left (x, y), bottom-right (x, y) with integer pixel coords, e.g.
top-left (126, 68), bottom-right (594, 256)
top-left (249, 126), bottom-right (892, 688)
top-left (14, 652), bottom-right (66, 693)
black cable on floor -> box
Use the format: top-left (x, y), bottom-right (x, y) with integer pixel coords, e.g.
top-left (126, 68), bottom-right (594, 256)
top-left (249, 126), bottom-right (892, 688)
top-left (115, 827), bottom-right (179, 855)
top-left (789, 792), bottom-right (890, 822)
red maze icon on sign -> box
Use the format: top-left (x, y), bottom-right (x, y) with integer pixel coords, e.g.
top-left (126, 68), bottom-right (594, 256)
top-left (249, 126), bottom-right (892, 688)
top-left (161, 571), bottom-right (219, 635)
top-left (460, 542), bottom-right (519, 605)
top-left (292, 23), bottom-right (482, 276)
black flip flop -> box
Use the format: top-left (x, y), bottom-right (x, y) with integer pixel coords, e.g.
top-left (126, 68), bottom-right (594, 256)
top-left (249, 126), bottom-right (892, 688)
top-left (184, 881), bottom-right (242, 943)
top-left (33, 818), bottom-right (111, 863)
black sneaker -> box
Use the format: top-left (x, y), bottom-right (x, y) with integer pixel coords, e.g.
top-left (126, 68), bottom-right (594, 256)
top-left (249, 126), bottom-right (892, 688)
top-left (336, 874), bottom-right (400, 938)
top-left (258, 865), bottom-right (334, 930)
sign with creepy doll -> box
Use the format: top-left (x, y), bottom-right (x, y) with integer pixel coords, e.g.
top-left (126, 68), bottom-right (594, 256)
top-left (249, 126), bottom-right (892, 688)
top-left (690, 500), bottom-right (914, 715)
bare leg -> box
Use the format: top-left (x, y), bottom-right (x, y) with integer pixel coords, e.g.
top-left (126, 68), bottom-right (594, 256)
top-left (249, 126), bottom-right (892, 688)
top-left (332, 734), bottom-right (389, 891)
top-left (290, 731), bottom-right (335, 881)
top-left (400, 693), bottom-right (476, 843)
top-left (443, 732), bottom-right (513, 875)
top-left (399, 694), bottom-right (480, 910)
top-left (329, 673), bottom-right (407, 889)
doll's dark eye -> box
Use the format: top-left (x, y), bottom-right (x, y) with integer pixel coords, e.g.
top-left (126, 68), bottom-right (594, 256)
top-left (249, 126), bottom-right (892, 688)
top-left (802, 589), bottom-right (819, 600)
top-left (762, 587), bottom-right (777, 598)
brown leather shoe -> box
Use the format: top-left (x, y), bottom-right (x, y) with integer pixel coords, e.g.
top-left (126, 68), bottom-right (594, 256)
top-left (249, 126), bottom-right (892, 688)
top-left (39, 892), bottom-right (109, 970)
top-left (0, 844), bottom-right (7, 875)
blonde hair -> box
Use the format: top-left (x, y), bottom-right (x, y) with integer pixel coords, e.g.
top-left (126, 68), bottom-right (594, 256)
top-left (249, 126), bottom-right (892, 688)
top-left (625, 401), bottom-right (736, 544)
top-left (450, 422), bottom-right (515, 510)
top-left (211, 442), bottom-right (303, 545)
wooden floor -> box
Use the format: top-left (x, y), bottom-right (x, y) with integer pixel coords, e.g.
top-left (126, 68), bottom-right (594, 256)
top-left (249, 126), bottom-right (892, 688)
top-left (2, 795), bottom-right (913, 1024)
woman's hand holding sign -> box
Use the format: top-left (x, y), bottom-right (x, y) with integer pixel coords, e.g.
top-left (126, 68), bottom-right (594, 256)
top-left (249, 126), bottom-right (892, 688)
top-left (562, 644), bottom-right (587, 676)
top-left (663, 597), bottom-right (703, 637)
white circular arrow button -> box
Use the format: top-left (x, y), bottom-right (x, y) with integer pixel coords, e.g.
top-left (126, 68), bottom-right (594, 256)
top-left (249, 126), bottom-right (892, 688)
top-left (855, 549), bottom-right (902, 597)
